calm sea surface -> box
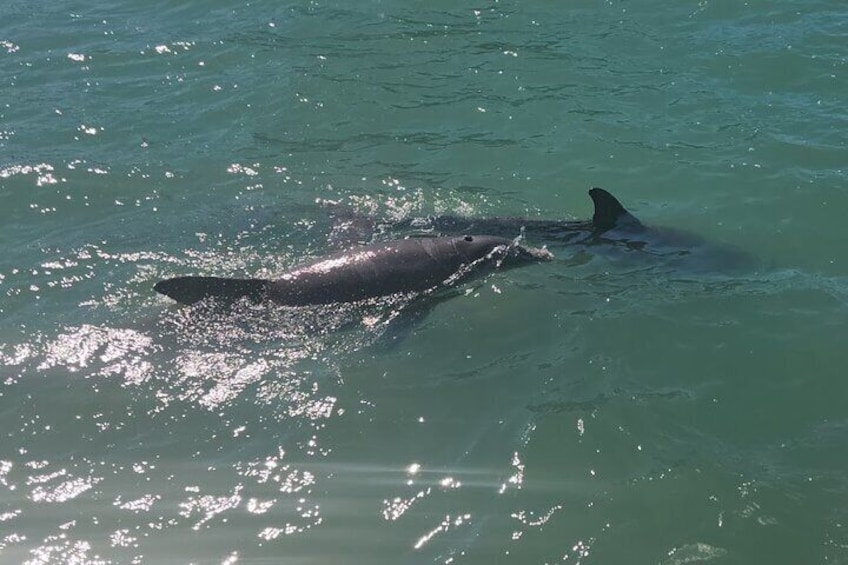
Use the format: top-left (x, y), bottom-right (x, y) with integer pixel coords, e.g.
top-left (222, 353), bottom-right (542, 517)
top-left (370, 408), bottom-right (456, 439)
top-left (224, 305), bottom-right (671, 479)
top-left (1, 1), bottom-right (847, 563)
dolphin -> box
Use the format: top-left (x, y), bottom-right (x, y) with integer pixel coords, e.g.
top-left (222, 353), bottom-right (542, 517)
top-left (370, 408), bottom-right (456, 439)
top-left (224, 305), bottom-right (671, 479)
top-left (376, 188), bottom-right (667, 244)
top-left (155, 235), bottom-right (553, 306)
top-left (584, 188), bottom-right (754, 271)
top-left (372, 188), bottom-right (753, 272)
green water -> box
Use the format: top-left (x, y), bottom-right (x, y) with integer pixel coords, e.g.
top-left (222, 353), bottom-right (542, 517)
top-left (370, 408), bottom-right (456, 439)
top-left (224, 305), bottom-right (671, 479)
top-left (1, 1), bottom-right (847, 563)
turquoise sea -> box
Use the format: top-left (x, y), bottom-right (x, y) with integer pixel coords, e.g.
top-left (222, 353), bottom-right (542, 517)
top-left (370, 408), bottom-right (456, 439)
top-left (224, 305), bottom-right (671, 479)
top-left (2, 1), bottom-right (847, 563)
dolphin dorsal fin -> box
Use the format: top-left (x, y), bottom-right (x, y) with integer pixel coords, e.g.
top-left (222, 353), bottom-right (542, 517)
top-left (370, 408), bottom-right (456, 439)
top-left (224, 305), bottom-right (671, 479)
top-left (589, 187), bottom-right (642, 232)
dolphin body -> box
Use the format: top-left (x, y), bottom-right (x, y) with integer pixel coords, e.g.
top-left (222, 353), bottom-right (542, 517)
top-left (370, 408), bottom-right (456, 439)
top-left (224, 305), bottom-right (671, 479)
top-left (155, 235), bottom-right (553, 306)
top-left (374, 188), bottom-right (752, 272)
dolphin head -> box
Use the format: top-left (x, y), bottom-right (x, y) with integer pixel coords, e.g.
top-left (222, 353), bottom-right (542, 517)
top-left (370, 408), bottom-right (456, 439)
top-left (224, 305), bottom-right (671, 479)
top-left (453, 235), bottom-right (553, 266)
top-left (453, 235), bottom-right (511, 259)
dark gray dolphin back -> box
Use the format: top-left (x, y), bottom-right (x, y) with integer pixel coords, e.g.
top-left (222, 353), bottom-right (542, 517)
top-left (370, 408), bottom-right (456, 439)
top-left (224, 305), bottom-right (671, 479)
top-left (264, 235), bottom-right (520, 305)
top-left (381, 187), bottom-right (639, 242)
top-left (155, 235), bottom-right (550, 306)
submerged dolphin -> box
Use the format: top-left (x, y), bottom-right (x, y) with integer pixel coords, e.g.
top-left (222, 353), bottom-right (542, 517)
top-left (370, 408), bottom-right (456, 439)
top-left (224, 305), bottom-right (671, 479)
top-left (378, 188), bottom-right (673, 244)
top-left (155, 235), bottom-right (553, 306)
top-left (373, 188), bottom-right (752, 272)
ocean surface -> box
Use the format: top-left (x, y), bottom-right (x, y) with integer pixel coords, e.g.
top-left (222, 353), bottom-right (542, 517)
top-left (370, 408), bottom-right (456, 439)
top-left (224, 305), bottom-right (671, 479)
top-left (1, 0), bottom-right (847, 563)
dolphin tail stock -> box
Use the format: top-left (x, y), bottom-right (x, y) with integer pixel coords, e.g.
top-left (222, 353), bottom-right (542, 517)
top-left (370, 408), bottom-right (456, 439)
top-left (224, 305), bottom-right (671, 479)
top-left (154, 276), bottom-right (270, 305)
top-left (588, 187), bottom-right (642, 232)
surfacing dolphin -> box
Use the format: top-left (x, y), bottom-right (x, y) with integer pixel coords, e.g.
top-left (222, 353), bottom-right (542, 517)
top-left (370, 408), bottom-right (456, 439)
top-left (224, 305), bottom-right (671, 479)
top-left (155, 235), bottom-right (553, 306)
top-left (372, 188), bottom-right (753, 273)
